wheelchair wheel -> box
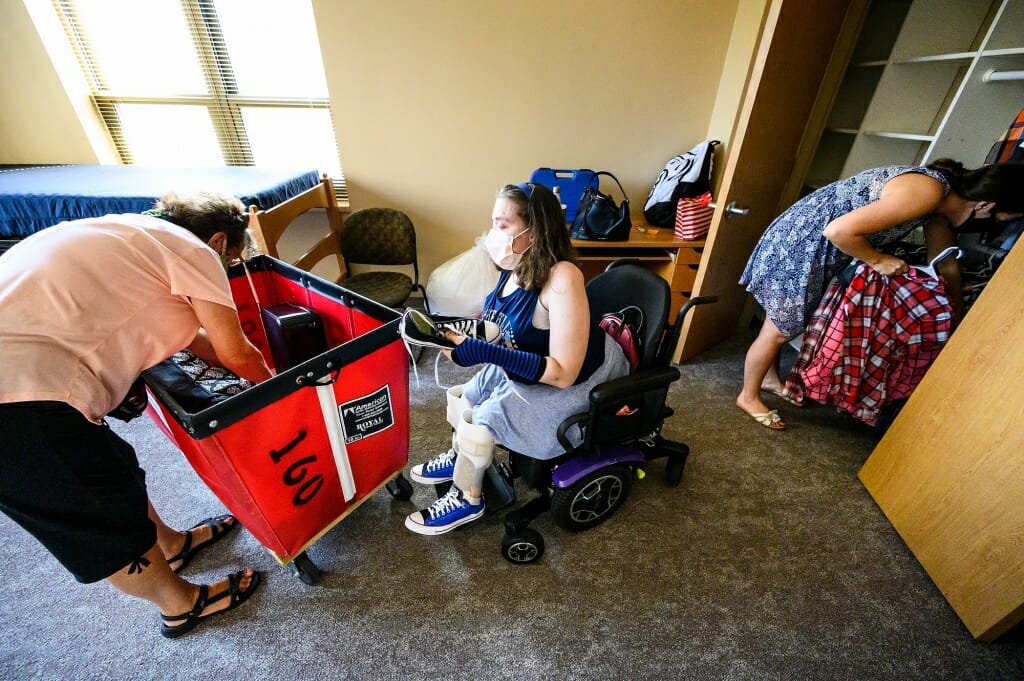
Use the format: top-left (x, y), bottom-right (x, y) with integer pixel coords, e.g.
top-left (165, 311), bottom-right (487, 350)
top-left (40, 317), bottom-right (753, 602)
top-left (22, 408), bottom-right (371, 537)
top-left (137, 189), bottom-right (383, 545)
top-left (385, 474), bottom-right (414, 501)
top-left (550, 465), bottom-right (632, 532)
top-left (288, 551), bottom-right (322, 585)
top-left (502, 529), bottom-right (545, 564)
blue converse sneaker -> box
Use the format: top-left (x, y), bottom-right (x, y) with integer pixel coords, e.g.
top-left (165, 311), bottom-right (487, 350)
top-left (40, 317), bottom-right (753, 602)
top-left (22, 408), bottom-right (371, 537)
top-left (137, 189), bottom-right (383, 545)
top-left (405, 487), bottom-right (485, 535)
top-left (409, 448), bottom-right (456, 484)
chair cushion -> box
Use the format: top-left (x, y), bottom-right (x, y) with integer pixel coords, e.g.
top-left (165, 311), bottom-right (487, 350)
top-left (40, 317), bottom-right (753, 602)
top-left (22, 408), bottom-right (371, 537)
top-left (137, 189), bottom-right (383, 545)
top-left (342, 208), bottom-right (417, 264)
top-left (341, 271), bottom-right (414, 307)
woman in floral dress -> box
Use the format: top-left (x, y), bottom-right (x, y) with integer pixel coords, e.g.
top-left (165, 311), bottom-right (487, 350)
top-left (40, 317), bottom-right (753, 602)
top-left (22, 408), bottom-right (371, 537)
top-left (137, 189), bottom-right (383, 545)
top-left (736, 159), bottom-right (1024, 430)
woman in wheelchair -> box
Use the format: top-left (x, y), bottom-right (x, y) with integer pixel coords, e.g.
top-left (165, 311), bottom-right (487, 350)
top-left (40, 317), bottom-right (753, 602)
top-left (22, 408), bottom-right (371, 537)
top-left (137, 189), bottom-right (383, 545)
top-left (404, 182), bottom-right (630, 535)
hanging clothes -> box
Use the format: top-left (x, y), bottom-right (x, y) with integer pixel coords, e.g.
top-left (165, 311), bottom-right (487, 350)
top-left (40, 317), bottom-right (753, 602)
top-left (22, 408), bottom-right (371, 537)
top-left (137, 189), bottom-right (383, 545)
top-left (784, 263), bottom-right (953, 426)
top-left (984, 102), bottom-right (1024, 164)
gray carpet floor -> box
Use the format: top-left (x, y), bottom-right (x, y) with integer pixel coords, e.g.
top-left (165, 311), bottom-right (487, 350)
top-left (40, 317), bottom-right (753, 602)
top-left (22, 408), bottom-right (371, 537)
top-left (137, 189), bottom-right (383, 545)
top-left (2, 333), bottom-right (1022, 680)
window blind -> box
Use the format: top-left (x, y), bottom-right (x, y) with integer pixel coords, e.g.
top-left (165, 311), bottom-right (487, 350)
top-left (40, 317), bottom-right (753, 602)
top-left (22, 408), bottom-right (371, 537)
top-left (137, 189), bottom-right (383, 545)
top-left (51, 0), bottom-right (347, 200)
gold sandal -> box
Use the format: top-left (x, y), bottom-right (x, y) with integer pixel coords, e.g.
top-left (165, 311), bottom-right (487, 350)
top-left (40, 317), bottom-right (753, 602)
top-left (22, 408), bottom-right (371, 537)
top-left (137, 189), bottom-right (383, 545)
top-left (742, 408), bottom-right (786, 430)
top-left (762, 386), bottom-right (803, 408)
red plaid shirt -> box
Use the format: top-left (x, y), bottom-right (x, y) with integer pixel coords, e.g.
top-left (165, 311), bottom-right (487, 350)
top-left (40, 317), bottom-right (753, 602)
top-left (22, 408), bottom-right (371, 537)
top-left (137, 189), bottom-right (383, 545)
top-left (784, 263), bottom-right (952, 426)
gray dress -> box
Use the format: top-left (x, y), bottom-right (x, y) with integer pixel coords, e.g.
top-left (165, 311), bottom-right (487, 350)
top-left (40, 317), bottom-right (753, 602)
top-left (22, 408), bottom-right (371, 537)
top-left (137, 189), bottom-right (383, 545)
top-left (739, 165), bottom-right (950, 338)
top-left (465, 334), bottom-right (628, 460)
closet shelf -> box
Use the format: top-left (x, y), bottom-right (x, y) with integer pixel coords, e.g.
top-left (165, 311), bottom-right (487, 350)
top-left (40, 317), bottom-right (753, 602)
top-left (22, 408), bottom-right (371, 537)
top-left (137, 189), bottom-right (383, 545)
top-left (852, 59), bottom-right (889, 68)
top-left (982, 47), bottom-right (1024, 57)
top-left (861, 131), bottom-right (935, 141)
top-left (804, 0), bottom-right (1021, 187)
top-left (890, 52), bottom-right (976, 65)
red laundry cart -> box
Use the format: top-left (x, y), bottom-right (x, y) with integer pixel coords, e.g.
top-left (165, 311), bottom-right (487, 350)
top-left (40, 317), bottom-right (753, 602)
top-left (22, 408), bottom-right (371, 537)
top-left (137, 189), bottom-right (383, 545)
top-left (143, 255), bottom-right (411, 583)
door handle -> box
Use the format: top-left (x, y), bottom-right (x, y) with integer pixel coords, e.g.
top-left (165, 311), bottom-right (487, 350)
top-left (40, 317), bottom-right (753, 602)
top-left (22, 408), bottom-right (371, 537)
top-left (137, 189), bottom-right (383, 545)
top-left (707, 201), bottom-right (751, 219)
top-left (723, 201), bottom-right (750, 219)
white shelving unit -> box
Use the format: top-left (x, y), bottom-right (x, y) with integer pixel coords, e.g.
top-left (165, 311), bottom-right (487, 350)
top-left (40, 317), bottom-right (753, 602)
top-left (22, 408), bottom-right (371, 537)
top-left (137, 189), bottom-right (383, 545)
top-left (804, 0), bottom-right (1024, 192)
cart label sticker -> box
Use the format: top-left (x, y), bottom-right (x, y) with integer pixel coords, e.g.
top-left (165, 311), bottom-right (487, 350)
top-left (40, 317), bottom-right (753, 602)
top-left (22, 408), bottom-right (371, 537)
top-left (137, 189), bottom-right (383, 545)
top-left (339, 385), bottom-right (394, 443)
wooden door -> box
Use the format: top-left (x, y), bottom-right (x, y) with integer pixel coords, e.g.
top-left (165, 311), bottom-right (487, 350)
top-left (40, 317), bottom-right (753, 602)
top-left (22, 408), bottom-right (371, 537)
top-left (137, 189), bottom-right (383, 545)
top-left (676, 0), bottom-right (862, 361)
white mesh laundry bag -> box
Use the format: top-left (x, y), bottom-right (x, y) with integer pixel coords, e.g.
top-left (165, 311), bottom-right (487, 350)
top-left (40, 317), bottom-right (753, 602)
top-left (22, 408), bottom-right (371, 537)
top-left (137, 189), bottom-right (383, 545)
top-left (425, 232), bottom-right (499, 317)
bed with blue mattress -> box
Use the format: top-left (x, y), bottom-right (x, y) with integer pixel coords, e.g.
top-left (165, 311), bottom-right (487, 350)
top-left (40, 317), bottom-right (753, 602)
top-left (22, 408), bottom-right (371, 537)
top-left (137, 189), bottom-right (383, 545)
top-left (0, 165), bottom-right (344, 275)
top-left (0, 165), bottom-right (320, 238)
top-left (0, 165), bottom-right (346, 278)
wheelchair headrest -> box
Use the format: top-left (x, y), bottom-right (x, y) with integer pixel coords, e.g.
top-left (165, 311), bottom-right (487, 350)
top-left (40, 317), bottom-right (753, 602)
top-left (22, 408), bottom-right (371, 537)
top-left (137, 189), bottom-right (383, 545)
top-left (585, 262), bottom-right (671, 369)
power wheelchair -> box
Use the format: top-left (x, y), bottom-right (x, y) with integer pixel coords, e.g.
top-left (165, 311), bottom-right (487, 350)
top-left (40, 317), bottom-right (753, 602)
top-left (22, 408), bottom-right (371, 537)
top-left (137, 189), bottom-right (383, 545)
top-left (427, 259), bottom-right (716, 564)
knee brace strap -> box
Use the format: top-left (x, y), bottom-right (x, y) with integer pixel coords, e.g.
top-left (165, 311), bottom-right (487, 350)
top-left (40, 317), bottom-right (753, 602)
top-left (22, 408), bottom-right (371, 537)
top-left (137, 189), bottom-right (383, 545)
top-left (446, 385), bottom-right (471, 431)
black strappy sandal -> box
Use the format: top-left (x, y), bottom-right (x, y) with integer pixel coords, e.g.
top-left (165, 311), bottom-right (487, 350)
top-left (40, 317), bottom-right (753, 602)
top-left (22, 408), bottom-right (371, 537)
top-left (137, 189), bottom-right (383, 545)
top-left (167, 515), bottom-right (238, 574)
top-left (160, 569), bottom-right (262, 639)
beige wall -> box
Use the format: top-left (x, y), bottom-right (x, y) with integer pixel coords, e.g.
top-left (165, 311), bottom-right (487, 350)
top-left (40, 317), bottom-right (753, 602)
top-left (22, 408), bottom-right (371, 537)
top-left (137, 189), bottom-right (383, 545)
top-left (0, 0), bottom-right (768, 279)
top-left (0, 0), bottom-right (99, 163)
top-left (705, 0), bottom-right (770, 196)
top-left (313, 0), bottom-right (749, 275)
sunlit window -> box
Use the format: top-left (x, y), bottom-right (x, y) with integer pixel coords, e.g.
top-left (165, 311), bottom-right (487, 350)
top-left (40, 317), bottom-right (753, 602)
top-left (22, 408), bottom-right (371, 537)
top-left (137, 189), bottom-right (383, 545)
top-left (117, 104), bottom-right (223, 167)
top-left (215, 0), bottom-right (329, 98)
top-left (69, 0), bottom-right (206, 96)
top-left (52, 0), bottom-right (345, 196)
top-left (242, 108), bottom-right (339, 172)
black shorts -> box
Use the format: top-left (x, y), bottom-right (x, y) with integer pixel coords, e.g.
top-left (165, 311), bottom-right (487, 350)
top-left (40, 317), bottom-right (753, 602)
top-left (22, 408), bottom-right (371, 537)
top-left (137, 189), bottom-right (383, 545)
top-left (0, 401), bottom-right (157, 583)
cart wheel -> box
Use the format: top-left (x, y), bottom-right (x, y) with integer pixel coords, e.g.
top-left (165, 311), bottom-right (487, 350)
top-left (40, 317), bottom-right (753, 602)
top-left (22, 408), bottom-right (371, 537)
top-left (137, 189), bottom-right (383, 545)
top-left (665, 455), bottom-right (686, 487)
top-left (385, 474), bottom-right (414, 501)
top-left (502, 529), bottom-right (545, 565)
top-left (289, 551), bottom-right (322, 585)
top-left (550, 465), bottom-right (632, 532)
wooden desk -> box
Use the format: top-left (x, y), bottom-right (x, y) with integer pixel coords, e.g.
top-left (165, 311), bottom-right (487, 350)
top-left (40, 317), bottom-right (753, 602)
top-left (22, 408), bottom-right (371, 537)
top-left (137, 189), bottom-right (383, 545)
top-left (571, 222), bottom-right (705, 325)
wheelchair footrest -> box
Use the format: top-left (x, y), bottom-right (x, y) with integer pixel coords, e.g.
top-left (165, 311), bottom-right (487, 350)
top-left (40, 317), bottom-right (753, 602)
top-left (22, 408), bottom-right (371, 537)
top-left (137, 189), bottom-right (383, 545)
top-left (483, 462), bottom-right (516, 515)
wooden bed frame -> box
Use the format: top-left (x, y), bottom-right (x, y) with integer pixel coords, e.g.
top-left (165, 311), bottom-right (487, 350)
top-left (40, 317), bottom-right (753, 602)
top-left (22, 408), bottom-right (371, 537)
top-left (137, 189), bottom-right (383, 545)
top-left (247, 174), bottom-right (347, 280)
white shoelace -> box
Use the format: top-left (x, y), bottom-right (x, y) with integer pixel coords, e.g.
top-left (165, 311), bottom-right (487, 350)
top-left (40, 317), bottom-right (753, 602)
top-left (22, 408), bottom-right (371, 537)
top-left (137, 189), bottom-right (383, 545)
top-left (439, 318), bottom-right (477, 336)
top-left (424, 448), bottom-right (455, 472)
top-left (427, 487), bottom-right (463, 519)
top-left (400, 336), bottom-right (450, 390)
top-left (440, 318), bottom-right (501, 343)
top-left (399, 308), bottom-right (452, 390)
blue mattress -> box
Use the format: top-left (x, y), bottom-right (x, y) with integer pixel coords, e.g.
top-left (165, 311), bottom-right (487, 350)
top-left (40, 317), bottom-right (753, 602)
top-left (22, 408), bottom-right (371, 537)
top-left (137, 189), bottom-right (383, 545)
top-left (0, 165), bottom-right (321, 238)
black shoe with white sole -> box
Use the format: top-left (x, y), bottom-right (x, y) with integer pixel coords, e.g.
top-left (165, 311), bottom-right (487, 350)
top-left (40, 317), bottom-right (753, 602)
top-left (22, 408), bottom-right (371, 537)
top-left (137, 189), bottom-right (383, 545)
top-left (400, 309), bottom-right (502, 350)
top-left (433, 315), bottom-right (501, 343)
top-left (400, 308), bottom-right (457, 350)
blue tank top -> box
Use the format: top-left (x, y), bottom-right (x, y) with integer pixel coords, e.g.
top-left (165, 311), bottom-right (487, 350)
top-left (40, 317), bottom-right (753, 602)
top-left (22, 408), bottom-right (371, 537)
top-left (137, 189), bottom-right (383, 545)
top-left (482, 270), bottom-right (604, 384)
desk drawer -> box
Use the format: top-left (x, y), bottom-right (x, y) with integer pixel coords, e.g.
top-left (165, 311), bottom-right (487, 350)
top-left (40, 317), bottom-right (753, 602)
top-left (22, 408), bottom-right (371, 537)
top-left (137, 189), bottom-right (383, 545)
top-left (671, 262), bottom-right (699, 291)
top-left (674, 246), bottom-right (704, 266)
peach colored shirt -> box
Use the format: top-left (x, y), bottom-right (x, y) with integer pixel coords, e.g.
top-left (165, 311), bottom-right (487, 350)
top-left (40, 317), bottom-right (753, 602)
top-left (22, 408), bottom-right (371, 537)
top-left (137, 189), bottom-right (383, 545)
top-left (0, 214), bottom-right (234, 423)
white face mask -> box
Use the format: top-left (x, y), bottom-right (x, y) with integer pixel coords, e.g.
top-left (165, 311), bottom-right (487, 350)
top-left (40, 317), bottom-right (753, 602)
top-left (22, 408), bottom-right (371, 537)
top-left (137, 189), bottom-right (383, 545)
top-left (484, 226), bottom-right (532, 270)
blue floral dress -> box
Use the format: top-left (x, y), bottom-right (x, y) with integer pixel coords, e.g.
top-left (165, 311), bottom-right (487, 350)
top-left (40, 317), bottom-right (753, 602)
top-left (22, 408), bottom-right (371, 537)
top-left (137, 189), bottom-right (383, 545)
top-left (739, 165), bottom-right (949, 338)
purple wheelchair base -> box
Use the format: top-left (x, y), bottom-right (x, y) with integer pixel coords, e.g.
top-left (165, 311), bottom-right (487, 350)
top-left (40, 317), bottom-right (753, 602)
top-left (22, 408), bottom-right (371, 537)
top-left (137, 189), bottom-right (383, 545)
top-left (550, 444), bottom-right (646, 489)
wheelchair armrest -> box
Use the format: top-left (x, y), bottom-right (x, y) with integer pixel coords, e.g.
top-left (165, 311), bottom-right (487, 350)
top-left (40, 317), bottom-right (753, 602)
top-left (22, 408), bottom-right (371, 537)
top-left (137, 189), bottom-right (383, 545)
top-left (588, 365), bottom-right (681, 405)
top-left (555, 365), bottom-right (682, 454)
top-left (556, 413), bottom-right (590, 454)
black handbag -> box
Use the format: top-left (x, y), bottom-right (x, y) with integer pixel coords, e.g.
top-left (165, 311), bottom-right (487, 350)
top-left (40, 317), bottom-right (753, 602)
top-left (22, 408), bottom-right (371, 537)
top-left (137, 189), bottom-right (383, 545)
top-left (106, 376), bottom-right (149, 422)
top-left (570, 171), bottom-right (632, 241)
